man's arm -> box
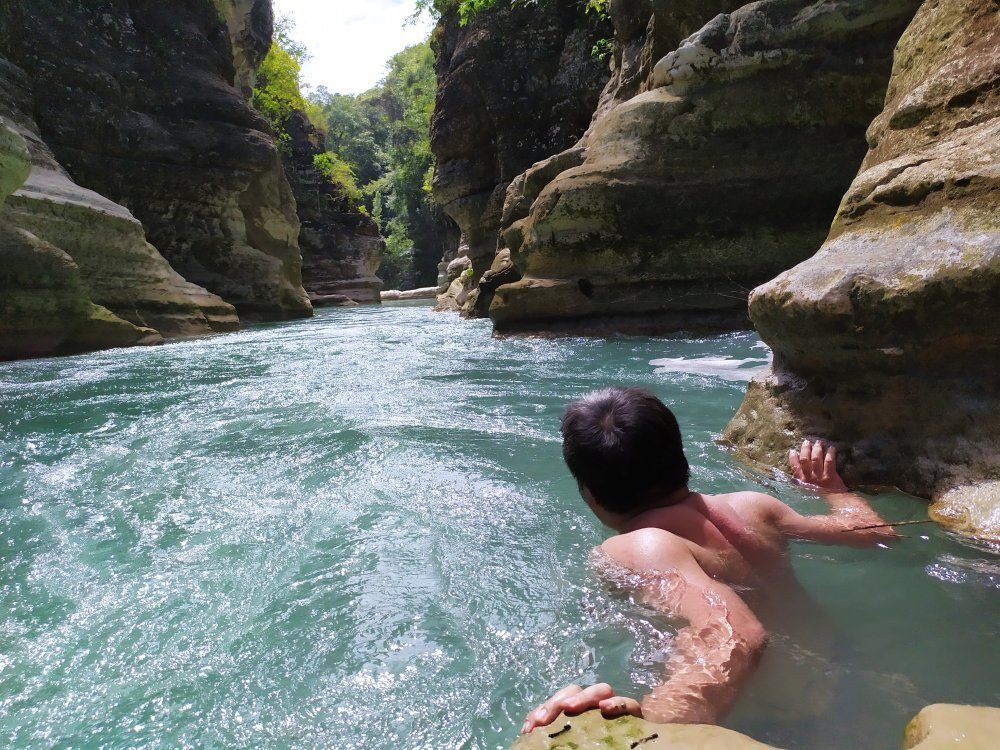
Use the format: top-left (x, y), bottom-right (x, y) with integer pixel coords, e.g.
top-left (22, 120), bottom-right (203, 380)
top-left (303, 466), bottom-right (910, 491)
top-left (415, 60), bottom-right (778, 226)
top-left (521, 528), bottom-right (766, 733)
top-left (774, 440), bottom-right (898, 547)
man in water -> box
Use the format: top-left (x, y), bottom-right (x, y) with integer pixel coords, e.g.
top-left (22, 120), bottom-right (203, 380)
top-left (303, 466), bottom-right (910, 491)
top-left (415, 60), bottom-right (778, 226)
top-left (521, 386), bottom-right (898, 734)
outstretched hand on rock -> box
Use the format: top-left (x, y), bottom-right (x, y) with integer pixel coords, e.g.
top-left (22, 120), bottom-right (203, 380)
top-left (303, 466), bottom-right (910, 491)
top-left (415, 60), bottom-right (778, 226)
top-left (788, 439), bottom-right (849, 493)
top-left (521, 683), bottom-right (642, 734)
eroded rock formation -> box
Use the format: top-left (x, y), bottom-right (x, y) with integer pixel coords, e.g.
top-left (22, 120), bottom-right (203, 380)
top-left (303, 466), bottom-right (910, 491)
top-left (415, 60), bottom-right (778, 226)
top-left (429, 0), bottom-right (611, 312)
top-left (1, 0), bottom-right (311, 321)
top-left (0, 52), bottom-right (238, 360)
top-left (282, 110), bottom-right (384, 306)
top-left (723, 0), bottom-right (1000, 536)
top-left (491, 0), bottom-right (921, 334)
top-left (0, 117), bottom-right (158, 359)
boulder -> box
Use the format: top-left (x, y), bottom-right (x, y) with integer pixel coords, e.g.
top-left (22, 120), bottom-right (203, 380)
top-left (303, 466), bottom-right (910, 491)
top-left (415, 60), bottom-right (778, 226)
top-left (508, 705), bottom-right (1000, 750)
top-left (904, 704), bottom-right (1000, 749)
top-left (491, 0), bottom-right (922, 334)
top-left (510, 711), bottom-right (777, 750)
top-left (723, 0), bottom-right (1000, 537)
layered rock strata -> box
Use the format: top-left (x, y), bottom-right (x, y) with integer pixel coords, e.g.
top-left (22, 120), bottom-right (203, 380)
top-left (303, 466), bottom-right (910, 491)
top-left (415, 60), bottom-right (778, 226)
top-left (723, 0), bottom-right (1000, 535)
top-left (491, 0), bottom-right (921, 334)
top-left (1, 0), bottom-right (311, 321)
top-left (0, 51), bottom-right (239, 360)
top-left (0, 119), bottom-right (158, 360)
top-left (282, 110), bottom-right (384, 306)
top-left (429, 0), bottom-right (611, 312)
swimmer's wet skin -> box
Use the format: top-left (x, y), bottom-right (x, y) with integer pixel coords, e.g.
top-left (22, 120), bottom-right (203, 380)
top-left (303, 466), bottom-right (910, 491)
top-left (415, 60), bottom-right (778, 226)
top-left (521, 386), bottom-right (899, 734)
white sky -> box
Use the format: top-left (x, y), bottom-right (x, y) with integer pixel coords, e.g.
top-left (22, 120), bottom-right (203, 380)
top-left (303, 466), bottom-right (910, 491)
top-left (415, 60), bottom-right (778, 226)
top-left (271, 0), bottom-right (436, 96)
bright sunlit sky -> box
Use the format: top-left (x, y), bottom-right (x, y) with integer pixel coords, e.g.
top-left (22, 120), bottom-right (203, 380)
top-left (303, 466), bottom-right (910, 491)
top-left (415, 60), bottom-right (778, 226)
top-left (271, 0), bottom-right (436, 95)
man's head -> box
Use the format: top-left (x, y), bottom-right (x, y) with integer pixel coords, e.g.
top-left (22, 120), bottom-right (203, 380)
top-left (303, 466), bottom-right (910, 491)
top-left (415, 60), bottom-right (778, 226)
top-left (561, 386), bottom-right (690, 517)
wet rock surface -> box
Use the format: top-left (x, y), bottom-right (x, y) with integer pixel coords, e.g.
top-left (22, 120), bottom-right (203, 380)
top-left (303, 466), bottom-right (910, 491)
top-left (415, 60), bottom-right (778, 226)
top-left (509, 704), bottom-right (1000, 750)
top-left (0, 0), bottom-right (311, 322)
top-left (724, 0), bottom-right (1000, 530)
top-left (429, 0), bottom-right (611, 311)
top-left (491, 0), bottom-right (921, 334)
top-left (511, 711), bottom-right (778, 749)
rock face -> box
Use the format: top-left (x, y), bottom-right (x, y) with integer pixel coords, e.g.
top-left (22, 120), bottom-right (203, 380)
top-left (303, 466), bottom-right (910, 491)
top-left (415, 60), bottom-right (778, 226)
top-left (0, 118), bottom-right (158, 360)
top-left (1, 0), bottom-right (311, 321)
top-left (491, 0), bottom-right (921, 334)
top-left (724, 0), bottom-right (1000, 532)
top-left (282, 110), bottom-right (384, 306)
top-left (0, 50), bottom-right (239, 360)
top-left (429, 0), bottom-right (611, 312)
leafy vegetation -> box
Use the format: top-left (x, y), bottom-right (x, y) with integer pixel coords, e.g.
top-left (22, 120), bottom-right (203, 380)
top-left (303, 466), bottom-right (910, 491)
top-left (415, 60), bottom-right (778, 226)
top-left (253, 19), bottom-right (450, 288)
top-left (309, 42), bottom-right (449, 290)
top-left (251, 18), bottom-right (311, 154)
top-left (412, 0), bottom-right (609, 27)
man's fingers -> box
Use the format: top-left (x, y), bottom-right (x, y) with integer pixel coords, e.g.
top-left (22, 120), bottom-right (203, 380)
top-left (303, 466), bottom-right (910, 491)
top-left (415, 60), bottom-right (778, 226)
top-left (788, 449), bottom-right (802, 477)
top-left (548, 684), bottom-right (583, 703)
top-left (823, 445), bottom-right (837, 481)
top-left (522, 684), bottom-right (583, 734)
top-left (799, 440), bottom-right (813, 481)
top-left (598, 696), bottom-right (643, 719)
top-left (811, 440), bottom-right (824, 467)
top-left (561, 683), bottom-right (614, 713)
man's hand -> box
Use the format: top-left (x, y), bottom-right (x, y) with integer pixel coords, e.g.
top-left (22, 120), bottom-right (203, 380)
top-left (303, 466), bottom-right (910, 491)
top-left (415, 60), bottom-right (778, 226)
top-left (788, 439), bottom-right (849, 493)
top-left (520, 683), bottom-right (642, 734)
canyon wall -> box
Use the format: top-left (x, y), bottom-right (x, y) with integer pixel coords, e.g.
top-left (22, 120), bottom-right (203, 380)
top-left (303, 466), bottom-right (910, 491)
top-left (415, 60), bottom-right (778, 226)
top-left (491, 0), bottom-right (922, 333)
top-left (724, 0), bottom-right (1000, 538)
top-left (282, 110), bottom-right (385, 306)
top-left (0, 52), bottom-right (238, 360)
top-left (1, 0), bottom-right (311, 324)
top-left (429, 0), bottom-right (611, 312)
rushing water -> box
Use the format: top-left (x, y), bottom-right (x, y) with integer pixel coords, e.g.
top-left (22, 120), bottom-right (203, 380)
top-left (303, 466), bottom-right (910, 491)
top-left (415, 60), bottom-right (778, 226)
top-left (1, 303), bottom-right (998, 750)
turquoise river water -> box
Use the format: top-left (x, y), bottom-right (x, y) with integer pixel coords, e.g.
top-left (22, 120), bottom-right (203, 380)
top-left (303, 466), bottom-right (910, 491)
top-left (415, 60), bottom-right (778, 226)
top-left (1, 303), bottom-right (998, 749)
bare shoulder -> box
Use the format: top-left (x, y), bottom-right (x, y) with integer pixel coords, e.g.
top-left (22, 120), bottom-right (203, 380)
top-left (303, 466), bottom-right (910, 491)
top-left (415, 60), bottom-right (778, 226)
top-left (600, 528), bottom-right (698, 575)
top-left (708, 489), bottom-right (789, 518)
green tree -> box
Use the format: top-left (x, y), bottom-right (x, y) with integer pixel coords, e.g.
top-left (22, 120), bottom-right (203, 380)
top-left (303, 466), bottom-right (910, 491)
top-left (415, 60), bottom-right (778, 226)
top-left (307, 41), bottom-right (451, 290)
top-left (252, 17), bottom-right (308, 152)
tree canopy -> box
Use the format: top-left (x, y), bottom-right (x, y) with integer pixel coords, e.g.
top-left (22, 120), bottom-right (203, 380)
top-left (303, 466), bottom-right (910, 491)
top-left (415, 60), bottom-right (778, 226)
top-left (309, 42), bottom-right (449, 290)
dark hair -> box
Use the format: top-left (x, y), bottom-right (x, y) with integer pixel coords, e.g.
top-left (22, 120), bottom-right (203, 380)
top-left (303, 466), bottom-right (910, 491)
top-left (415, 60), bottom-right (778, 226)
top-left (561, 386), bottom-right (690, 515)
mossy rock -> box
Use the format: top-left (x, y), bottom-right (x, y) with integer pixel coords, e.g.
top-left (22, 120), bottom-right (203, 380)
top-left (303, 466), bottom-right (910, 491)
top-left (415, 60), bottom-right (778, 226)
top-left (510, 712), bottom-right (779, 750)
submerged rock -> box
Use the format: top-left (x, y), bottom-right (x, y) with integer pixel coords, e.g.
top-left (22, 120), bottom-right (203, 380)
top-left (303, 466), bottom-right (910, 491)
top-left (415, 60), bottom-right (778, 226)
top-left (429, 0), bottom-right (611, 313)
top-left (724, 0), bottom-right (1000, 530)
top-left (0, 0), bottom-right (311, 321)
top-left (491, 0), bottom-right (921, 334)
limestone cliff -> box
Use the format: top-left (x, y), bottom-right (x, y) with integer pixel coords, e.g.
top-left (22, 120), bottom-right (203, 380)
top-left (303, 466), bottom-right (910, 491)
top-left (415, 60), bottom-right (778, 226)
top-left (723, 0), bottom-right (1000, 538)
top-left (0, 118), bottom-right (160, 360)
top-left (0, 51), bottom-right (238, 360)
top-left (491, 0), bottom-right (921, 334)
top-left (1, 0), bottom-right (311, 321)
top-left (429, 0), bottom-right (611, 313)
top-left (282, 109), bottom-right (384, 306)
